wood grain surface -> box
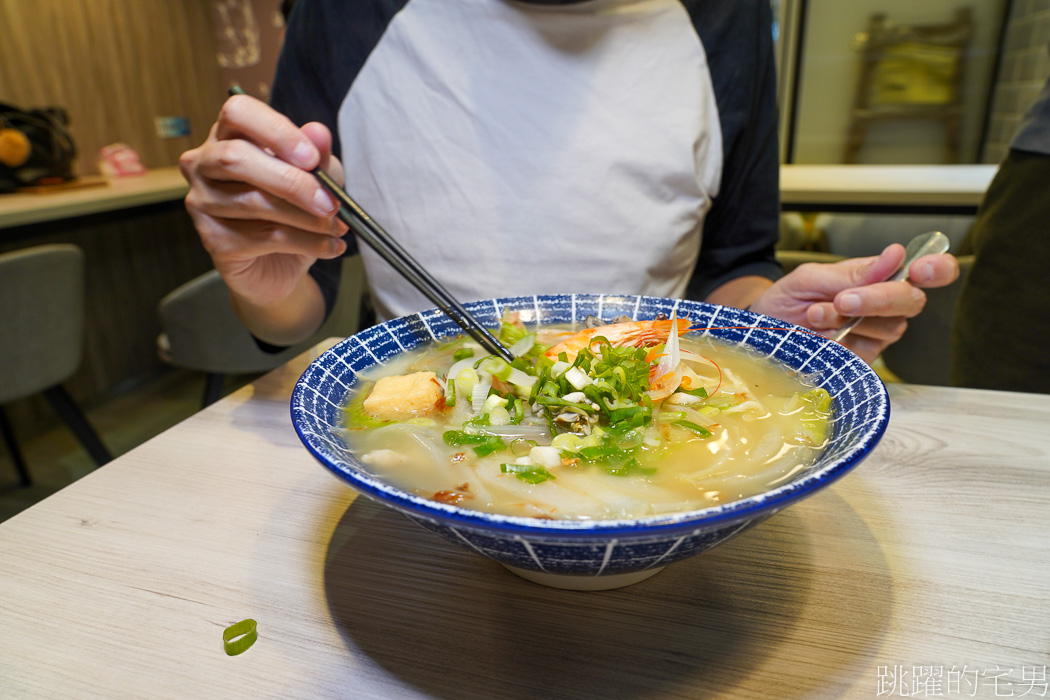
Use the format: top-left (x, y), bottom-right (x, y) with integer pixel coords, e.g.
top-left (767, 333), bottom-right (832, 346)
top-left (0, 168), bottom-right (188, 229)
top-left (0, 0), bottom-right (224, 177)
top-left (1, 343), bottom-right (1048, 699)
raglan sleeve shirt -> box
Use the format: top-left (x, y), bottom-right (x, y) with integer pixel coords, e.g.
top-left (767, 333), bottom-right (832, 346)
top-left (270, 0), bottom-right (781, 321)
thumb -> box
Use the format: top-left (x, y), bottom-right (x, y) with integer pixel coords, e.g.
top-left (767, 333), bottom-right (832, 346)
top-left (301, 122), bottom-right (334, 167)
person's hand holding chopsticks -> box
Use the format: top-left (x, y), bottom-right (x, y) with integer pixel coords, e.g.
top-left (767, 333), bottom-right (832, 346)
top-left (179, 92), bottom-right (349, 346)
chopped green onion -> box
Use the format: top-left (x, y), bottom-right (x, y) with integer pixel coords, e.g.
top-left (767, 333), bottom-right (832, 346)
top-left (446, 378), bottom-right (456, 407)
top-left (341, 383), bottom-right (395, 429)
top-left (795, 388), bottom-right (832, 445)
top-left (704, 395), bottom-right (741, 409)
top-left (606, 405), bottom-right (651, 426)
top-left (509, 333), bottom-right (537, 357)
top-left (672, 419), bottom-right (712, 437)
top-left (603, 457), bottom-right (656, 477)
top-left (615, 428), bottom-right (645, 450)
top-left (510, 438), bottom-right (537, 457)
top-left (472, 437), bottom-right (507, 457)
top-left (453, 347), bottom-right (475, 362)
top-left (578, 444), bottom-right (622, 461)
top-left (551, 360), bottom-right (572, 377)
top-left (500, 463), bottom-right (555, 483)
top-left (456, 368), bottom-right (478, 398)
top-left (801, 388), bottom-right (832, 414)
top-left (461, 413), bottom-right (491, 429)
top-left (499, 319), bottom-right (528, 347)
top-left (479, 357), bottom-right (537, 391)
top-left (564, 366), bottom-right (592, 390)
top-left (534, 395), bottom-right (597, 413)
top-left (509, 397), bottom-right (524, 424)
top-left (443, 429), bottom-right (482, 445)
top-left (488, 405), bottom-right (511, 426)
top-left (443, 430), bottom-right (507, 457)
top-left (482, 393), bottom-right (508, 414)
top-left (551, 432), bottom-right (585, 453)
top-left (223, 619), bottom-right (258, 656)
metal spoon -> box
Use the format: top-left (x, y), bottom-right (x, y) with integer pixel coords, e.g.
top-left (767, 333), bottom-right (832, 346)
top-left (831, 230), bottom-right (951, 342)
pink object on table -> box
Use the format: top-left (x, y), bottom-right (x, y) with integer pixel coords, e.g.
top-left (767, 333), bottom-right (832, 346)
top-left (98, 143), bottom-right (147, 177)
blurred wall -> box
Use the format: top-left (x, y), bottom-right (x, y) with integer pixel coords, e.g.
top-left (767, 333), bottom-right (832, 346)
top-left (0, 0), bottom-right (225, 177)
top-left (210, 0), bottom-right (287, 101)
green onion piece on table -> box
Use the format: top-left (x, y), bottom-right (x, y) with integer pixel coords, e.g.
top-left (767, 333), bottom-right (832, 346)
top-left (223, 619), bottom-right (258, 656)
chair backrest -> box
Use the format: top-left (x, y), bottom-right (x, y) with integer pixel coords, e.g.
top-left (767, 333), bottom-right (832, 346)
top-left (157, 269), bottom-right (295, 374)
top-left (157, 255), bottom-right (366, 375)
top-left (0, 244), bottom-right (85, 403)
top-left (844, 7), bottom-right (974, 163)
top-left (855, 9), bottom-right (972, 113)
top-left (880, 254), bottom-right (974, 386)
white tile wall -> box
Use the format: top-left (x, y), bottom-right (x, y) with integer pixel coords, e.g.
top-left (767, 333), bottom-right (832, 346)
top-left (982, 2), bottom-right (1050, 163)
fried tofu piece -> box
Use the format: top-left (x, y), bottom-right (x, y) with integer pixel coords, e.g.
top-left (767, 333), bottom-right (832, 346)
top-left (362, 371), bottom-right (444, 421)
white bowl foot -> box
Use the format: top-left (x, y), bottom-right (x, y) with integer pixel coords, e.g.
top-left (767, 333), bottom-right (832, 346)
top-left (502, 564), bottom-right (665, 590)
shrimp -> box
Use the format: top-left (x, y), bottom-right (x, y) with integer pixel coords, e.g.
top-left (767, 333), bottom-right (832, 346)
top-left (543, 317), bottom-right (692, 362)
top-left (544, 316), bottom-right (693, 402)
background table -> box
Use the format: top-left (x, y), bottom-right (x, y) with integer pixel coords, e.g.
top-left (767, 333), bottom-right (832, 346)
top-left (1, 341), bottom-right (1048, 699)
top-left (780, 164), bottom-right (999, 215)
top-left (0, 167), bottom-right (189, 230)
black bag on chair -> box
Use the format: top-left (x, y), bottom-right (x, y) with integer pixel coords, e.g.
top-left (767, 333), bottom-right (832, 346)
top-left (0, 102), bottom-right (77, 193)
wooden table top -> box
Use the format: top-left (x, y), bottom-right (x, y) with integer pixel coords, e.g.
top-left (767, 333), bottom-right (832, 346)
top-left (2, 341), bottom-right (1048, 699)
top-left (780, 164), bottom-right (999, 214)
top-left (0, 164), bottom-right (998, 229)
top-left (0, 167), bottom-right (188, 229)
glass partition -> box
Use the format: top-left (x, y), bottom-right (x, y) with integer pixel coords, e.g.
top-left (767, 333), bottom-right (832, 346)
top-left (779, 0), bottom-right (1012, 165)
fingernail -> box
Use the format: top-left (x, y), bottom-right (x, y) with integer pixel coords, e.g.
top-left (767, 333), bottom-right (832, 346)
top-left (811, 306), bottom-right (825, 324)
top-left (314, 189), bottom-right (335, 215)
top-left (840, 293), bottom-right (861, 314)
top-left (293, 141), bottom-right (315, 168)
top-left (915, 262), bottom-right (934, 283)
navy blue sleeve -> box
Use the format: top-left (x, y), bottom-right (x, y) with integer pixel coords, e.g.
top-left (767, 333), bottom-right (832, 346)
top-left (270, 0), bottom-right (408, 318)
top-left (271, 0), bottom-right (410, 160)
top-left (682, 0), bottom-right (783, 301)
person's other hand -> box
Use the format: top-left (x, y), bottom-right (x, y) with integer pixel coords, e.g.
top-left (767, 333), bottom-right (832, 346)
top-left (179, 93), bottom-right (348, 308)
top-left (749, 244), bottom-right (960, 363)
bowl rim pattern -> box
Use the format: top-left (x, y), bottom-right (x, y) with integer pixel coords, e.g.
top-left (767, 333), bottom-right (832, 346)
top-left (291, 293), bottom-right (889, 540)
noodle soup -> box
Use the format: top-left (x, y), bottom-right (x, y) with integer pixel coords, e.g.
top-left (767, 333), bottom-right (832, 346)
top-left (341, 316), bottom-right (831, 521)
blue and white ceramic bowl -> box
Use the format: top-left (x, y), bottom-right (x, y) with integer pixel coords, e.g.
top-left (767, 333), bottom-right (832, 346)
top-left (291, 294), bottom-right (889, 590)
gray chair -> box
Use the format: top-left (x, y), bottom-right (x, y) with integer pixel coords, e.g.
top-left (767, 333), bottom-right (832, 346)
top-left (0, 244), bottom-right (112, 486)
top-left (880, 254), bottom-right (974, 386)
top-left (158, 255), bottom-right (367, 407)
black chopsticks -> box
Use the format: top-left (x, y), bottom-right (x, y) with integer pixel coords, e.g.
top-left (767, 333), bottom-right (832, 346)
top-left (227, 87), bottom-right (514, 363)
